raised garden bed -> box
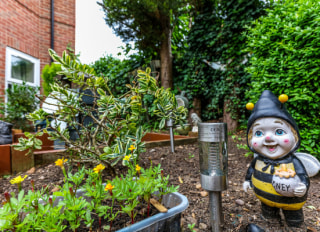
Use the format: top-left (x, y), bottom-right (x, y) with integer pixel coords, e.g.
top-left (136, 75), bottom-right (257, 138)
top-left (142, 133), bottom-right (197, 148)
top-left (0, 132), bottom-right (198, 175)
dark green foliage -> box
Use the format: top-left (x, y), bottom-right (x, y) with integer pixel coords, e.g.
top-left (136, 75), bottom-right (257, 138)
top-left (174, 0), bottom-right (267, 122)
top-left (91, 55), bottom-right (131, 96)
top-left (99, 0), bottom-right (194, 88)
top-left (0, 82), bottom-right (39, 131)
top-left (171, 5), bottom-right (192, 60)
top-left (99, 0), bottom-right (185, 56)
top-left (245, 0), bottom-right (320, 157)
top-left (41, 63), bottom-right (61, 96)
top-left (90, 54), bottom-right (150, 96)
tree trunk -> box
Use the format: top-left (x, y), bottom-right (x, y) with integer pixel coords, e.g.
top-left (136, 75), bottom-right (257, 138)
top-left (188, 97), bottom-right (202, 123)
top-left (159, 14), bottom-right (173, 89)
top-left (223, 99), bottom-right (238, 133)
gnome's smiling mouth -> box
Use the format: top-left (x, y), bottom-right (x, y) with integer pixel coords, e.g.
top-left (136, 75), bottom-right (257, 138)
top-left (265, 145), bottom-right (277, 152)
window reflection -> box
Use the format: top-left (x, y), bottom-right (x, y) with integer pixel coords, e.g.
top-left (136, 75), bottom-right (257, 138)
top-left (11, 55), bottom-right (34, 83)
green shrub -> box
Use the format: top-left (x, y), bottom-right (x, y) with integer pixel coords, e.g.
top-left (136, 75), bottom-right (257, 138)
top-left (41, 62), bottom-right (62, 96)
top-left (91, 55), bottom-right (131, 96)
top-left (91, 54), bottom-right (152, 97)
top-left (15, 50), bottom-right (187, 174)
top-left (0, 82), bottom-right (39, 131)
top-left (245, 0), bottom-right (320, 157)
top-left (91, 54), bottom-right (163, 130)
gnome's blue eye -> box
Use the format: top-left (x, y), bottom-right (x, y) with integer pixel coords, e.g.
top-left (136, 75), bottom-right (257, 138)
top-left (275, 129), bottom-right (286, 135)
top-left (255, 131), bottom-right (263, 137)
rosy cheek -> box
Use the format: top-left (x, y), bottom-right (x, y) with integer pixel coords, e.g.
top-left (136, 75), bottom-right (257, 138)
top-left (253, 142), bottom-right (258, 147)
top-left (284, 139), bottom-right (290, 144)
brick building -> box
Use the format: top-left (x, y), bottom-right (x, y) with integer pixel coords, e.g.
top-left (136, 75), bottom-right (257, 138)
top-left (0, 0), bottom-right (75, 96)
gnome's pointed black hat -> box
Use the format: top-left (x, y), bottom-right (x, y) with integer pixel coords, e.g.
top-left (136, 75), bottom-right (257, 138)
top-left (247, 90), bottom-right (300, 152)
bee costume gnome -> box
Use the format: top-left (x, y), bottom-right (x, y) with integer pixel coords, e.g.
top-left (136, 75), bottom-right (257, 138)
top-left (243, 90), bottom-right (309, 228)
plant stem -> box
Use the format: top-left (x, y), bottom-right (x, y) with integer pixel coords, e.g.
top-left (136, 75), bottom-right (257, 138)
top-left (147, 198), bottom-right (150, 217)
top-left (131, 211), bottom-right (134, 224)
top-left (109, 220), bottom-right (113, 232)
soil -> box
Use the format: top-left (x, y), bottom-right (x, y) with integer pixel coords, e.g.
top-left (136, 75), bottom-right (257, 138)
top-left (1, 130), bottom-right (320, 231)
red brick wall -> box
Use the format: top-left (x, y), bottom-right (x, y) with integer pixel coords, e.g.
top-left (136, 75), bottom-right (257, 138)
top-left (0, 0), bottom-right (75, 95)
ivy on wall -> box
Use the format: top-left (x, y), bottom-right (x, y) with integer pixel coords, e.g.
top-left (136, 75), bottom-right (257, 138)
top-left (174, 0), bottom-right (268, 123)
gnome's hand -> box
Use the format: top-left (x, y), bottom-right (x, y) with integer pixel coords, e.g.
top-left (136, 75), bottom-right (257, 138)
top-left (294, 183), bottom-right (307, 197)
top-left (243, 181), bottom-right (251, 193)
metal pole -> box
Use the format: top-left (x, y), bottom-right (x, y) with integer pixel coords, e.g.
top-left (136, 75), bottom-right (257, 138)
top-left (209, 191), bottom-right (223, 232)
top-left (169, 126), bottom-right (175, 153)
top-left (167, 118), bottom-right (175, 153)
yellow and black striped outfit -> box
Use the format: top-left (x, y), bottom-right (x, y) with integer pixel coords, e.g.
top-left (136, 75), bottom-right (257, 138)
top-left (245, 154), bottom-right (309, 211)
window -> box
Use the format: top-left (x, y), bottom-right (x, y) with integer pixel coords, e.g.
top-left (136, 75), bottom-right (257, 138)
top-left (5, 47), bottom-right (40, 88)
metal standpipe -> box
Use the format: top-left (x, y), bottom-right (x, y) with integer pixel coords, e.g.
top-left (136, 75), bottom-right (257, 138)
top-left (167, 118), bottom-right (175, 153)
top-left (198, 123), bottom-right (228, 232)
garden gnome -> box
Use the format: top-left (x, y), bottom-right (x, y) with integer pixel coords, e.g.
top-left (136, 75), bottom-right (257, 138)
top-left (243, 90), bottom-right (309, 228)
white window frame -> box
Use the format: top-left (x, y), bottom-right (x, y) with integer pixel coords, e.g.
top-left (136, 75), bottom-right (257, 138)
top-left (5, 47), bottom-right (40, 89)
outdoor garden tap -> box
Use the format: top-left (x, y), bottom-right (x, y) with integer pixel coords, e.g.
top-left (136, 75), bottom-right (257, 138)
top-left (243, 90), bottom-right (320, 229)
top-left (198, 122), bottom-right (228, 232)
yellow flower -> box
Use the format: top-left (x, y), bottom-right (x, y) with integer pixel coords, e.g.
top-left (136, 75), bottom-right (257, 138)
top-left (10, 175), bottom-right (28, 185)
top-left (123, 155), bottom-right (131, 161)
top-left (131, 95), bottom-right (137, 100)
top-left (55, 158), bottom-right (68, 167)
top-left (136, 164), bottom-right (141, 172)
top-left (93, 164), bottom-right (105, 174)
top-left (128, 145), bottom-right (136, 152)
top-left (105, 183), bottom-right (114, 192)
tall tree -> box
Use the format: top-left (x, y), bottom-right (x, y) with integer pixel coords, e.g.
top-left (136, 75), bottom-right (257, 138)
top-left (99, 0), bottom-right (187, 89)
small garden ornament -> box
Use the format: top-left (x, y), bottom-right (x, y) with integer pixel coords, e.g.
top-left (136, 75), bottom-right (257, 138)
top-left (191, 113), bottom-right (202, 132)
top-left (243, 90), bottom-right (320, 229)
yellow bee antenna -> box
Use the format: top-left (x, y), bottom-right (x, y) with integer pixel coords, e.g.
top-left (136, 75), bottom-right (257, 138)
top-left (246, 102), bottom-right (254, 111)
top-left (278, 94), bottom-right (288, 103)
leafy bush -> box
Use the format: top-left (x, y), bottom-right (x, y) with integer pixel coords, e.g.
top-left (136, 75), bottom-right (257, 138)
top-left (91, 54), bottom-right (162, 130)
top-left (245, 0), bottom-right (320, 157)
top-left (0, 82), bottom-right (39, 131)
top-left (41, 63), bottom-right (61, 96)
top-left (15, 50), bottom-right (187, 174)
top-left (91, 55), bottom-right (133, 96)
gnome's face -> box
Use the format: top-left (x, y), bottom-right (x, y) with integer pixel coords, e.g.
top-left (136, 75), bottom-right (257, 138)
top-left (249, 117), bottom-right (297, 159)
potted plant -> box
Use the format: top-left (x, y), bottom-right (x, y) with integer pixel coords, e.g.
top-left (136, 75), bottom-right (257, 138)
top-left (0, 82), bottom-right (39, 133)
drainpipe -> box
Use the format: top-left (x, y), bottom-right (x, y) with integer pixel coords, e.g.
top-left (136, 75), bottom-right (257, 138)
top-left (50, 0), bottom-right (55, 63)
